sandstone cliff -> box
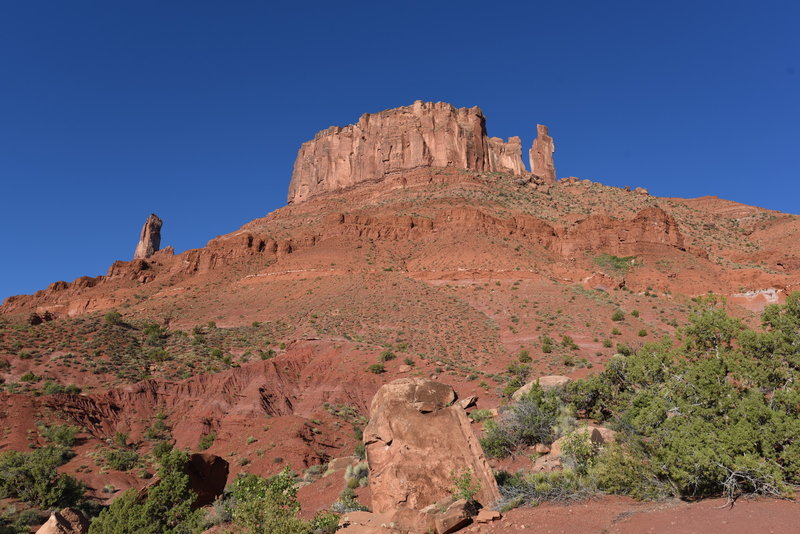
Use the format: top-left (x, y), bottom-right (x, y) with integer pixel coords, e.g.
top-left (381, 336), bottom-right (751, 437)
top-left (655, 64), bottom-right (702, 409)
top-left (287, 101), bottom-right (527, 203)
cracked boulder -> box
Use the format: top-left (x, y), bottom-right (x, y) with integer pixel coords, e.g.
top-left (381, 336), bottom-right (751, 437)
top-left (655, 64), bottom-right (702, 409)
top-left (363, 378), bottom-right (500, 532)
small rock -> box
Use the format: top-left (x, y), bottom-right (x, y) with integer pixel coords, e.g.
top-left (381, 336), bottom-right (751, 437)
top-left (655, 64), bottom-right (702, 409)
top-left (475, 509), bottom-right (501, 523)
top-left (458, 395), bottom-right (478, 409)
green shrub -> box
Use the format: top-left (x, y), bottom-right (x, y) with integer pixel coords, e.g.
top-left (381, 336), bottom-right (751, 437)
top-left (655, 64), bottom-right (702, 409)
top-left (451, 468), bottom-right (481, 501)
top-left (226, 466), bottom-right (337, 533)
top-left (105, 448), bottom-right (139, 471)
top-left (480, 385), bottom-right (570, 458)
top-left (567, 293), bottom-right (800, 501)
top-left (496, 469), bottom-right (593, 510)
top-left (0, 446), bottom-right (84, 509)
top-left (367, 363), bottom-right (385, 374)
top-left (104, 311), bottom-right (123, 326)
top-left (197, 433), bottom-right (216, 451)
top-left (89, 448), bottom-right (203, 534)
top-left (594, 254), bottom-right (636, 274)
top-left (39, 423), bottom-right (79, 447)
top-left (611, 310), bottom-right (625, 322)
top-left (378, 350), bottom-right (395, 362)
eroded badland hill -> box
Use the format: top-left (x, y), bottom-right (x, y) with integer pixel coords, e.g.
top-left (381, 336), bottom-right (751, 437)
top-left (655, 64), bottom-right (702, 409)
top-left (1, 102), bottom-right (799, 533)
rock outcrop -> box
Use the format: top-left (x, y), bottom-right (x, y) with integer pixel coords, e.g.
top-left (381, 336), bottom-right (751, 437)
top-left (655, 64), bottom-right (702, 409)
top-left (35, 508), bottom-right (89, 534)
top-left (529, 124), bottom-right (556, 182)
top-left (133, 213), bottom-right (162, 259)
top-left (288, 101), bottom-right (526, 203)
top-left (363, 378), bottom-right (500, 532)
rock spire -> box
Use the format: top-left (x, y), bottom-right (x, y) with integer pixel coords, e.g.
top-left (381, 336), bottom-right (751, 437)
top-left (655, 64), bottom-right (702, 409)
top-left (529, 124), bottom-right (557, 182)
top-left (133, 214), bottom-right (162, 260)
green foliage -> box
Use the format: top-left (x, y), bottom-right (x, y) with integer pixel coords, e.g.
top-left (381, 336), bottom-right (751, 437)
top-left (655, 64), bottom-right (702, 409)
top-left (38, 423), bottom-right (79, 447)
top-left (594, 254), bottom-right (636, 274)
top-left (366, 363), bottom-right (385, 374)
top-left (480, 384), bottom-right (571, 458)
top-left (225, 466), bottom-right (337, 533)
top-left (468, 409), bottom-right (493, 423)
top-left (567, 293), bottom-right (800, 501)
top-left (0, 446), bottom-right (84, 509)
top-left (104, 311), bottom-right (123, 326)
top-left (450, 468), bottom-right (481, 501)
top-left (104, 448), bottom-right (139, 471)
top-left (378, 350), bottom-right (396, 362)
top-left (611, 309), bottom-right (625, 322)
top-left (197, 432), bottom-right (216, 451)
top-left (89, 448), bottom-right (203, 534)
top-left (496, 469), bottom-right (593, 510)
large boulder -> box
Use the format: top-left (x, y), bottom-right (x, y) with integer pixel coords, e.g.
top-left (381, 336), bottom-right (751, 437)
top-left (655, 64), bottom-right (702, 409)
top-left (512, 375), bottom-right (571, 401)
top-left (364, 378), bottom-right (500, 532)
top-left (35, 508), bottom-right (89, 534)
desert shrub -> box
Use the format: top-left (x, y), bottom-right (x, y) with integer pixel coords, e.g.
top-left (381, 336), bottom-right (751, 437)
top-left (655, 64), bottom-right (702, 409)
top-left (594, 254), bottom-right (636, 274)
top-left (331, 487), bottom-right (368, 514)
top-left (565, 293), bottom-right (800, 501)
top-left (517, 349), bottom-right (531, 363)
top-left (89, 448), bottom-right (202, 534)
top-left (0, 446), bottom-right (84, 509)
top-left (611, 309), bottom-right (625, 322)
top-left (226, 467), bottom-right (338, 533)
top-left (468, 409), bottom-right (493, 423)
top-left (105, 448), bottom-right (139, 472)
top-left (104, 311), bottom-right (123, 326)
top-left (39, 423), bottom-right (79, 447)
top-left (366, 363), bottom-right (385, 374)
top-left (344, 462), bottom-right (369, 488)
top-left (451, 468), bottom-right (481, 501)
top-left (496, 469), bottom-right (594, 510)
top-left (197, 432), bottom-right (216, 451)
top-left (378, 350), bottom-right (396, 362)
top-left (480, 384), bottom-right (571, 458)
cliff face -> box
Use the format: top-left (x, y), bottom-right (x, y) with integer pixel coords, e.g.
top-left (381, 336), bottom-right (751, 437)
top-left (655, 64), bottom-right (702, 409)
top-left (133, 214), bottom-right (162, 259)
top-left (287, 101), bottom-right (526, 203)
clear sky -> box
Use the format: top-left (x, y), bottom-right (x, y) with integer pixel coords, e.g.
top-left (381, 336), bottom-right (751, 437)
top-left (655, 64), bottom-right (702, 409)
top-left (1, 1), bottom-right (798, 301)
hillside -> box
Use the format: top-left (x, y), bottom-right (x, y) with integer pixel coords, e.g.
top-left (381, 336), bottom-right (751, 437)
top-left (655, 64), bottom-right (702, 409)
top-left (1, 102), bottom-right (799, 533)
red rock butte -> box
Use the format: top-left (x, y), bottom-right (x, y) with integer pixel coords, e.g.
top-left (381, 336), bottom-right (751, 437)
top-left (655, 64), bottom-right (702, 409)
top-left (287, 101), bottom-right (556, 204)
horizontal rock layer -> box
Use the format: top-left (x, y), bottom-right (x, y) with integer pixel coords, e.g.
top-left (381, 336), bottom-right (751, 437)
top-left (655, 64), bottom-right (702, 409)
top-left (288, 101), bottom-right (526, 203)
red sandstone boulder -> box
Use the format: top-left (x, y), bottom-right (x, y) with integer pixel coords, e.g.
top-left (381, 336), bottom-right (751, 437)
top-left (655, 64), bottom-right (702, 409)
top-left (35, 508), bottom-right (89, 534)
top-left (364, 378), bottom-right (500, 532)
top-left (512, 375), bottom-right (571, 401)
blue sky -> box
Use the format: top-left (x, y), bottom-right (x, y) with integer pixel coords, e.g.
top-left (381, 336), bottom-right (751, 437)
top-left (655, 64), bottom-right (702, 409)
top-left (1, 1), bottom-right (798, 301)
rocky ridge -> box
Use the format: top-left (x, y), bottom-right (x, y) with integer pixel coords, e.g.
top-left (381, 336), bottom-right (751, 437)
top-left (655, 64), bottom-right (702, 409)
top-left (287, 101), bottom-right (552, 204)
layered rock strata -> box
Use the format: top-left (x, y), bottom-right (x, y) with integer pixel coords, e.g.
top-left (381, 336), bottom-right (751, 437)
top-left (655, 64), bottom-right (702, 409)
top-left (288, 101), bottom-right (527, 203)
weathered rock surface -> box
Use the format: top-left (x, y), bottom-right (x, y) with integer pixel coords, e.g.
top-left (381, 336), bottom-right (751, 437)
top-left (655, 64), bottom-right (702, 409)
top-left (529, 124), bottom-right (556, 182)
top-left (364, 378), bottom-right (500, 532)
top-left (288, 101), bottom-right (525, 203)
top-left (35, 508), bottom-right (89, 534)
top-left (133, 213), bottom-right (162, 259)
top-left (512, 375), bottom-right (571, 401)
